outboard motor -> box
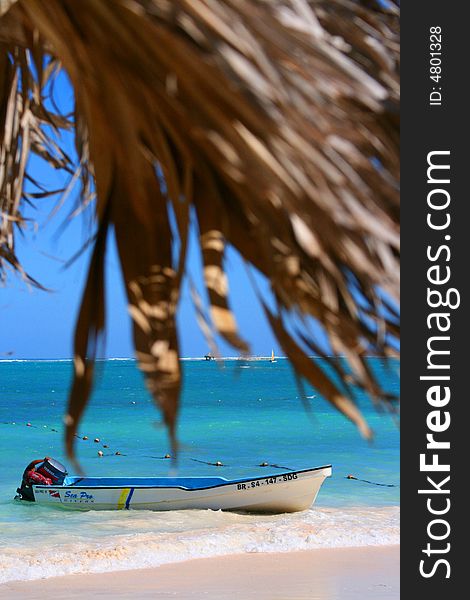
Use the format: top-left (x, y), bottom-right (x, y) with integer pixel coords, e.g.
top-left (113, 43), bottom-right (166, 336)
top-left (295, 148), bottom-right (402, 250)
top-left (16, 458), bottom-right (68, 502)
top-left (37, 458), bottom-right (67, 485)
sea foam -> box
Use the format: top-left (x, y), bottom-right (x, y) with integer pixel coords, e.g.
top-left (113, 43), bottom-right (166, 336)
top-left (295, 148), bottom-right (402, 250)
top-left (0, 506), bottom-right (399, 583)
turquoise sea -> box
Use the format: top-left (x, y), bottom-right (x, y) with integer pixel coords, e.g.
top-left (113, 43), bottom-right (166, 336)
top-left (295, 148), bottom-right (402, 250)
top-left (0, 358), bottom-right (399, 583)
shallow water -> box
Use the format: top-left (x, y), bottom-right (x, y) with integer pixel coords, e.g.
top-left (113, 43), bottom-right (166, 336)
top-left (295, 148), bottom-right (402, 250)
top-left (0, 358), bottom-right (399, 582)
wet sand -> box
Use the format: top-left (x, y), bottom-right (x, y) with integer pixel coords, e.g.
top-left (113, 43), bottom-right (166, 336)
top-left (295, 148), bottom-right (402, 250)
top-left (0, 545), bottom-right (399, 599)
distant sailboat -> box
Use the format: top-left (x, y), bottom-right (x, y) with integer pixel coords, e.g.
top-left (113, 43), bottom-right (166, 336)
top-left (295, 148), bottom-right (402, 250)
top-left (270, 349), bottom-right (277, 363)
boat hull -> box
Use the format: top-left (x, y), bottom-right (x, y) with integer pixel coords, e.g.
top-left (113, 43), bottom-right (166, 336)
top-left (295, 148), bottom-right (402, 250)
top-left (32, 466), bottom-right (332, 513)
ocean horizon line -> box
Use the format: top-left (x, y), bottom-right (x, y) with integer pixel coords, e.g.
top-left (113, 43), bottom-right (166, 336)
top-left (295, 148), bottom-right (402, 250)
top-left (0, 355), bottom-right (398, 363)
top-left (0, 356), bottom-right (286, 362)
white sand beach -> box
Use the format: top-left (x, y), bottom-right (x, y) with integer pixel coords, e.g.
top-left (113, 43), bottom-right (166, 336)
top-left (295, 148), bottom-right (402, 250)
top-left (0, 545), bottom-right (399, 599)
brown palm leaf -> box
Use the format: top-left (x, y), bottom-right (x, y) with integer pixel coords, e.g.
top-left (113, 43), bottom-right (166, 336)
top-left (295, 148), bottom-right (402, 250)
top-left (0, 0), bottom-right (399, 465)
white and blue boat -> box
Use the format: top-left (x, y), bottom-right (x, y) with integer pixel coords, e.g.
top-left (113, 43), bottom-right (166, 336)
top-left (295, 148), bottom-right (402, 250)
top-left (28, 465), bottom-right (332, 513)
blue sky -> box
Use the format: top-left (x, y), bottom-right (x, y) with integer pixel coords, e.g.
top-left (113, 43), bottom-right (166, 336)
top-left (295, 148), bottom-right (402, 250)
top-left (0, 194), bottom-right (285, 359)
top-left (0, 67), bottom-right (337, 360)
top-left (0, 69), bottom-right (286, 359)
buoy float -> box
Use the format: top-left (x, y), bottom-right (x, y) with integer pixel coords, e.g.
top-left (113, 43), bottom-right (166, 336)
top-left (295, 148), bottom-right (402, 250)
top-left (98, 451), bottom-right (103, 457)
top-left (83, 436), bottom-right (88, 440)
top-left (103, 444), bottom-right (109, 448)
top-left (164, 454), bottom-right (171, 459)
top-left (94, 438), bottom-right (100, 443)
top-left (214, 461), bottom-right (223, 467)
top-left (26, 422), bottom-right (32, 427)
top-left (115, 451), bottom-right (121, 455)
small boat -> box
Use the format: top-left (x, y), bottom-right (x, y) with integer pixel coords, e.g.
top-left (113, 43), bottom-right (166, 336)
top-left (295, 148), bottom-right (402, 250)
top-left (21, 465), bottom-right (332, 513)
top-left (270, 349), bottom-right (277, 363)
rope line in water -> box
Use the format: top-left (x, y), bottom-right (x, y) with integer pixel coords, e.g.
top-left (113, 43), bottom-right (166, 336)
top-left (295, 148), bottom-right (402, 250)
top-left (191, 458), bottom-right (225, 467)
top-left (346, 475), bottom-right (399, 487)
top-left (259, 462), bottom-right (295, 471)
top-left (2, 421), bottom-right (125, 456)
top-left (3, 422), bottom-right (294, 469)
top-left (2, 423), bottom-right (397, 484)
top-left (190, 459), bottom-right (297, 470)
top-left (3, 423), bottom-right (295, 468)
top-left (143, 454), bottom-right (172, 460)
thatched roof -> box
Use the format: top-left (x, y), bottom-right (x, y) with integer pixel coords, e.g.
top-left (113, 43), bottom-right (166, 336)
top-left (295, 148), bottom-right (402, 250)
top-left (0, 0), bottom-right (399, 466)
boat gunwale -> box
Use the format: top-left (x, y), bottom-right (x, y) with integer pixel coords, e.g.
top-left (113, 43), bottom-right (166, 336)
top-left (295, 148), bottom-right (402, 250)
top-left (33, 465), bottom-right (332, 493)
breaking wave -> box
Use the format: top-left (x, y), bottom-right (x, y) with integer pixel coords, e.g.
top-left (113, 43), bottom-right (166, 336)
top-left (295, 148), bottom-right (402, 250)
top-left (0, 506), bottom-right (399, 583)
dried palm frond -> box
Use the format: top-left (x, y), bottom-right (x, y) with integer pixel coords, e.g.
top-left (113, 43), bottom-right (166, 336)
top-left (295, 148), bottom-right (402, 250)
top-left (0, 0), bottom-right (399, 465)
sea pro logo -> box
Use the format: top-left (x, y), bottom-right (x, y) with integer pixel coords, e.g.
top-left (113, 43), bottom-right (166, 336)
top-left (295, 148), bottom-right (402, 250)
top-left (63, 490), bottom-right (94, 503)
